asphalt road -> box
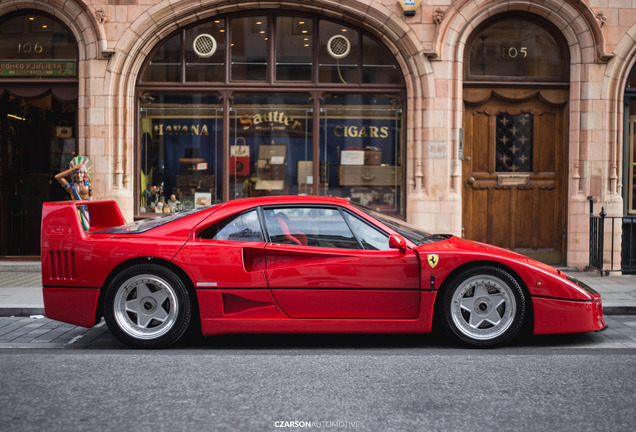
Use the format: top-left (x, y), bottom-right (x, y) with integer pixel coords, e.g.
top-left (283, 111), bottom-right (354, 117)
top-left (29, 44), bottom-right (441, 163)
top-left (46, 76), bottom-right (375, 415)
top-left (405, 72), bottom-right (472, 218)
top-left (0, 316), bottom-right (635, 431)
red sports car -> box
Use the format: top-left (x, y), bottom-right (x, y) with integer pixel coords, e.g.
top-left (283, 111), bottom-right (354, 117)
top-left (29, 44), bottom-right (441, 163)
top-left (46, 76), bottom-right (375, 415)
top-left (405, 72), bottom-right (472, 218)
top-left (41, 196), bottom-right (605, 348)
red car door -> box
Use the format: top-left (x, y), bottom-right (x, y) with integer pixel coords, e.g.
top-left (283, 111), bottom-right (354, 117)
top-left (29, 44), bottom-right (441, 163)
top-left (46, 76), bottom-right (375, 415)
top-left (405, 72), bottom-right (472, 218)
top-left (263, 207), bottom-right (421, 319)
top-left (173, 209), bottom-right (268, 289)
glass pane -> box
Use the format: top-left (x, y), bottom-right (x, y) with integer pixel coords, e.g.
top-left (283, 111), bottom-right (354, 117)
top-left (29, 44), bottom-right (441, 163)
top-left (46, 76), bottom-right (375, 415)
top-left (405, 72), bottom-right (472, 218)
top-left (185, 20), bottom-right (226, 82)
top-left (467, 19), bottom-right (564, 80)
top-left (343, 212), bottom-right (390, 250)
top-left (630, 116), bottom-right (636, 214)
top-left (629, 67), bottom-right (636, 89)
top-left (495, 113), bottom-right (533, 172)
top-left (320, 94), bottom-right (403, 216)
top-left (319, 20), bottom-right (358, 84)
top-left (276, 16), bottom-right (312, 81)
top-left (229, 93), bottom-right (312, 199)
top-left (362, 35), bottom-right (401, 84)
top-left (231, 16), bottom-right (268, 81)
top-left (139, 93), bottom-right (223, 213)
top-left (0, 12), bottom-right (77, 77)
top-left (263, 207), bottom-right (359, 249)
top-left (141, 33), bottom-right (181, 82)
top-left (201, 210), bottom-right (263, 241)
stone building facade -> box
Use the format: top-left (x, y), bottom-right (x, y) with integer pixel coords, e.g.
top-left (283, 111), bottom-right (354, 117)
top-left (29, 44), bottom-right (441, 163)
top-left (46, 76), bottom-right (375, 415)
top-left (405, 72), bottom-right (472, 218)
top-left (1, 0), bottom-right (636, 270)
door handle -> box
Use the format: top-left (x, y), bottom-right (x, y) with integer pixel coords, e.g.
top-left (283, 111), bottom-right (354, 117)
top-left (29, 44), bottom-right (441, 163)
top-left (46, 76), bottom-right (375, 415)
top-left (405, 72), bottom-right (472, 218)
top-left (467, 176), bottom-right (476, 185)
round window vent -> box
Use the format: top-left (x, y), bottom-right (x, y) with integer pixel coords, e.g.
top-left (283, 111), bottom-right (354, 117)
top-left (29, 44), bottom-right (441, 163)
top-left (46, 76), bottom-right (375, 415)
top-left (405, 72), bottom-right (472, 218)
top-left (327, 35), bottom-right (351, 59)
top-left (193, 34), bottom-right (217, 58)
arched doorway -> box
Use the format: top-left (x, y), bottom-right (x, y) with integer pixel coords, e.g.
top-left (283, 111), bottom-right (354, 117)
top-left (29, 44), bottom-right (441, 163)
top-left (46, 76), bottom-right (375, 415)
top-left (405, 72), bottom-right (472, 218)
top-left (0, 10), bottom-right (78, 256)
top-left (462, 14), bottom-right (569, 265)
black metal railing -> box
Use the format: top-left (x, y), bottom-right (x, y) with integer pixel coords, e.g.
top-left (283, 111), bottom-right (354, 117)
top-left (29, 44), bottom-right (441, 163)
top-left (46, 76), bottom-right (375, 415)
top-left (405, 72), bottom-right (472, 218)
top-left (588, 197), bottom-right (606, 274)
top-left (588, 196), bottom-right (636, 275)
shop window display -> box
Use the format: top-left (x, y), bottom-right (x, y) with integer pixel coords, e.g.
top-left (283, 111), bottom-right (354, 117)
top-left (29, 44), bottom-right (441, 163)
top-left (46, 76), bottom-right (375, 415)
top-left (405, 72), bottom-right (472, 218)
top-left (229, 93), bottom-right (313, 199)
top-left (137, 12), bottom-right (405, 217)
top-left (320, 94), bottom-right (403, 215)
top-left (139, 93), bottom-right (223, 212)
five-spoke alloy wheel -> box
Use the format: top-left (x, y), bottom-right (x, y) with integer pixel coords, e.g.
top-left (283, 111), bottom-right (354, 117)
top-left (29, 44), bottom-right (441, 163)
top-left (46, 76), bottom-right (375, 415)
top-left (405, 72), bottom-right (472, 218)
top-left (104, 263), bottom-right (193, 348)
top-left (441, 266), bottom-right (526, 347)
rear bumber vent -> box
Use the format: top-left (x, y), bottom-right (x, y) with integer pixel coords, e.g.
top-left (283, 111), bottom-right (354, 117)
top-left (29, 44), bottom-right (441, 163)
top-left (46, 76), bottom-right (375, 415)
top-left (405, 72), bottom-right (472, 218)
top-left (48, 250), bottom-right (76, 280)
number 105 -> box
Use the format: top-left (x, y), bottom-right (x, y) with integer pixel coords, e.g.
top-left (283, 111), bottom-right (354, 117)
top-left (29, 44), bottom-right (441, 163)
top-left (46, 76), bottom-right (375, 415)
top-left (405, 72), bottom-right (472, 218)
top-left (502, 47), bottom-right (528, 58)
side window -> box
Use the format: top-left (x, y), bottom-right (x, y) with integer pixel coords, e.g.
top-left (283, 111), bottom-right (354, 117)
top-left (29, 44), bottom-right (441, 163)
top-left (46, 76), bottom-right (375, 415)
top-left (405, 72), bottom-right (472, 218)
top-left (199, 210), bottom-right (263, 242)
top-left (343, 212), bottom-right (390, 250)
top-left (263, 207), bottom-right (359, 249)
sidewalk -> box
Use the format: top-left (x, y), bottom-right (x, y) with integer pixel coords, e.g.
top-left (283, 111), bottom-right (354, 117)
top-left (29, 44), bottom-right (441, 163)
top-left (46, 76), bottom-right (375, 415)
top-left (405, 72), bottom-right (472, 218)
top-left (0, 261), bottom-right (43, 317)
top-left (0, 261), bottom-right (635, 317)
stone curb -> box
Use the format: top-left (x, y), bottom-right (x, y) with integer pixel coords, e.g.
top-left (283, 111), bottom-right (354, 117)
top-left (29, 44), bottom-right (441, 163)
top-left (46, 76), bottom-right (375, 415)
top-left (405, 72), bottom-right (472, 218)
top-left (0, 307), bottom-right (45, 317)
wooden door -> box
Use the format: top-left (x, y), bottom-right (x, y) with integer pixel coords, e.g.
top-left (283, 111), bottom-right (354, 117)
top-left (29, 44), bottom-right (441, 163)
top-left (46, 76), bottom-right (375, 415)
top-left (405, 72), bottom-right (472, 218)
top-left (462, 88), bottom-right (568, 264)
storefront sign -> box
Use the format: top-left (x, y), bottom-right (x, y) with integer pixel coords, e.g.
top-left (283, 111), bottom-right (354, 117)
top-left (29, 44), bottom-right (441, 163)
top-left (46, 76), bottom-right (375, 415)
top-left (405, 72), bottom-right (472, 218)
top-left (238, 111), bottom-right (303, 134)
top-left (154, 124), bottom-right (209, 136)
top-left (0, 61), bottom-right (76, 77)
top-left (334, 125), bottom-right (389, 139)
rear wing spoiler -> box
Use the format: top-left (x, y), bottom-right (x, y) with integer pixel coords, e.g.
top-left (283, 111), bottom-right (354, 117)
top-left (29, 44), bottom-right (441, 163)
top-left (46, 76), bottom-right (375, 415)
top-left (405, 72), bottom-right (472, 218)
top-left (41, 200), bottom-right (127, 282)
top-left (41, 200), bottom-right (127, 236)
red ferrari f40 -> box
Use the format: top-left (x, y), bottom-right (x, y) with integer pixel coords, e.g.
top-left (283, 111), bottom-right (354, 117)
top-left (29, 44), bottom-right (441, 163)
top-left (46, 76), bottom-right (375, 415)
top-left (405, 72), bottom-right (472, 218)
top-left (41, 196), bottom-right (605, 348)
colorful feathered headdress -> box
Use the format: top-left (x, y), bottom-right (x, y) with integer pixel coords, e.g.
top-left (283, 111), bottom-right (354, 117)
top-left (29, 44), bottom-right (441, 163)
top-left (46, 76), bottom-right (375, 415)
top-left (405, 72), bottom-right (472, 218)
top-left (69, 156), bottom-right (92, 181)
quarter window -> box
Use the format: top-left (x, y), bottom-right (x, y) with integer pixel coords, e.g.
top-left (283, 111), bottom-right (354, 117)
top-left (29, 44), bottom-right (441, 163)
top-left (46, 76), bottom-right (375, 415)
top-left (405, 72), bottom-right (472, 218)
top-left (200, 210), bottom-right (263, 242)
top-left (343, 212), bottom-right (390, 250)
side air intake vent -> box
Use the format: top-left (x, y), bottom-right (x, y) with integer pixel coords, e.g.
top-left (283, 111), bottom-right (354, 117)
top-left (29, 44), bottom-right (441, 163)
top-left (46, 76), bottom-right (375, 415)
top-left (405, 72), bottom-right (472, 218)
top-left (48, 250), bottom-right (76, 280)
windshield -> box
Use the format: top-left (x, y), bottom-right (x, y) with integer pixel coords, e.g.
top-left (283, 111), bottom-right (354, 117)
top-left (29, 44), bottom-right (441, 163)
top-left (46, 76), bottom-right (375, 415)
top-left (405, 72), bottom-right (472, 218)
top-left (94, 206), bottom-right (214, 234)
top-left (352, 203), bottom-right (452, 245)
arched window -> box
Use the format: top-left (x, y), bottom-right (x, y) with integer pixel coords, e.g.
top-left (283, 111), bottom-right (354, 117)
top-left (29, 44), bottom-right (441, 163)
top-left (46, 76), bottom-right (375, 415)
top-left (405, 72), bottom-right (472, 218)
top-left (136, 12), bottom-right (406, 217)
top-left (0, 10), bottom-right (78, 78)
top-left (465, 15), bottom-right (568, 83)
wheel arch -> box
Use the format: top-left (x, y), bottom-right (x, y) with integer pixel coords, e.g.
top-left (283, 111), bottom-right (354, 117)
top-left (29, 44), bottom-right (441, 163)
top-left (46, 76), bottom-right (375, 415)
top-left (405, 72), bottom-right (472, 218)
top-left (434, 260), bottom-right (534, 333)
top-left (95, 257), bottom-right (199, 324)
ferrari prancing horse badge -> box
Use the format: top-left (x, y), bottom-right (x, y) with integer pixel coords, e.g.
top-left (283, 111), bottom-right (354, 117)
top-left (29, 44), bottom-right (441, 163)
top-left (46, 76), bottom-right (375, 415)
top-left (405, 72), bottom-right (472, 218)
top-left (427, 254), bottom-right (439, 268)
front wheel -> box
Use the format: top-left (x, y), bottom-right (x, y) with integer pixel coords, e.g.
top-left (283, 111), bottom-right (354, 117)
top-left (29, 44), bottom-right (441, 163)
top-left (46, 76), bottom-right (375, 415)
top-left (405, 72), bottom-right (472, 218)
top-left (103, 264), bottom-right (193, 348)
top-left (440, 266), bottom-right (526, 347)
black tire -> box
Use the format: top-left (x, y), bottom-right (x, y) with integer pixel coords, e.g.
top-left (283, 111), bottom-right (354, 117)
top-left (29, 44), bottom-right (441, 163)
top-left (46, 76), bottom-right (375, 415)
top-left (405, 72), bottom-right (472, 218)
top-left (103, 263), bottom-right (193, 348)
top-left (440, 266), bottom-right (526, 347)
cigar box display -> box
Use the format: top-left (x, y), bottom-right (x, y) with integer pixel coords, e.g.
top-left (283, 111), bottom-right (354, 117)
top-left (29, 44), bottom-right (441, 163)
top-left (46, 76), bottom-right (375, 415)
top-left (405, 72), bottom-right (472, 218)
top-left (176, 174), bottom-right (215, 189)
top-left (255, 144), bottom-right (287, 190)
top-left (364, 150), bottom-right (382, 165)
top-left (340, 150), bottom-right (365, 166)
top-left (338, 165), bottom-right (401, 186)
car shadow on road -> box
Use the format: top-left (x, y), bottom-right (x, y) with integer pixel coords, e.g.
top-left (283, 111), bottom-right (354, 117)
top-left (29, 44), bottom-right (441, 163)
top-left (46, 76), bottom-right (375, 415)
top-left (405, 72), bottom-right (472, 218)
top-left (73, 320), bottom-right (612, 351)
top-left (180, 330), bottom-right (607, 352)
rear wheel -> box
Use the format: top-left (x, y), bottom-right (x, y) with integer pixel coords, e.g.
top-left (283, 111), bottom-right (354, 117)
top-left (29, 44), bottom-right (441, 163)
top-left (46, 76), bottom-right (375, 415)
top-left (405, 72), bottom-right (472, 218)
top-left (103, 263), bottom-right (193, 348)
top-left (441, 266), bottom-right (526, 347)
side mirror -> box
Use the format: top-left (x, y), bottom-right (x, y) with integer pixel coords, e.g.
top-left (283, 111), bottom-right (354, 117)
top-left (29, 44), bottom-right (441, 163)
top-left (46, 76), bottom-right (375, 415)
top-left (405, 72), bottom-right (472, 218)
top-left (388, 234), bottom-right (407, 254)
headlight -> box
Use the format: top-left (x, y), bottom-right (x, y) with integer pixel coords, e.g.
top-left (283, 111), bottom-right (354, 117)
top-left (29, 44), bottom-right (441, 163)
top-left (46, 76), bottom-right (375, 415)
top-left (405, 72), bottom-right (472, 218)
top-left (565, 275), bottom-right (599, 296)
